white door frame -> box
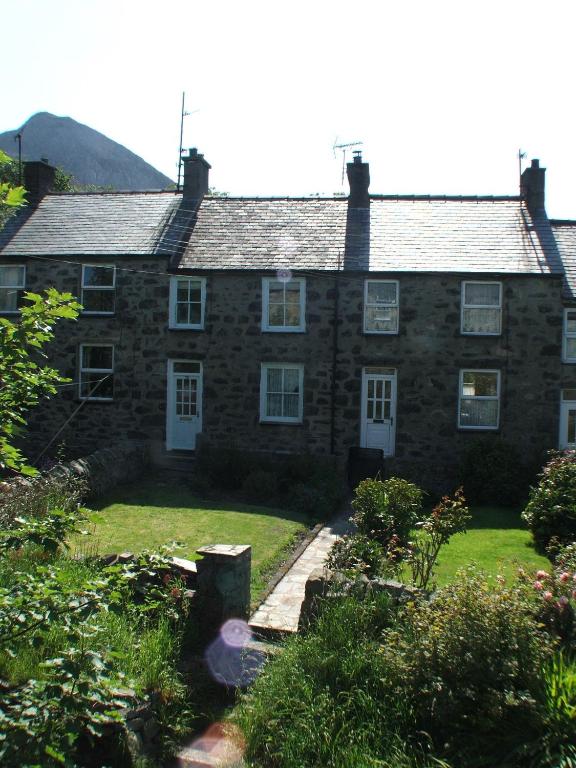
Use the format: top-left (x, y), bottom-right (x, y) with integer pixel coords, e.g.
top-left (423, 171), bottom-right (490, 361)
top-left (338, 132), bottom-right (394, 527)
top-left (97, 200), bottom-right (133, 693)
top-left (166, 360), bottom-right (203, 450)
top-left (360, 368), bottom-right (397, 456)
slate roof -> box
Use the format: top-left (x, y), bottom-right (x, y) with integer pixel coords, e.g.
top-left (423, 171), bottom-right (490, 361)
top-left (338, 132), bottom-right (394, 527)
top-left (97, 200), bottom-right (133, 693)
top-left (0, 192), bottom-right (179, 256)
top-left (179, 195), bottom-right (557, 275)
top-left (0, 190), bottom-right (564, 279)
top-left (551, 220), bottom-right (576, 301)
top-left (180, 198), bottom-right (348, 270)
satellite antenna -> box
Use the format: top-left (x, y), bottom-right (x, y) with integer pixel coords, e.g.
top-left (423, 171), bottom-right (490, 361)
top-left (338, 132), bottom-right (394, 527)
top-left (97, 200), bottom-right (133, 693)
top-left (333, 137), bottom-right (363, 186)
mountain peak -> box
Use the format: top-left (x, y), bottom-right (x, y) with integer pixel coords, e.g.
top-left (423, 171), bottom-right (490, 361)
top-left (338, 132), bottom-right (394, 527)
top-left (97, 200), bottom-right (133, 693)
top-left (0, 113), bottom-right (173, 191)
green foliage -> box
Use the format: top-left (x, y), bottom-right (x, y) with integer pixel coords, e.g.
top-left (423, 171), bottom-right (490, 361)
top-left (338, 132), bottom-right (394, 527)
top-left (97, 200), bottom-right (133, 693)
top-left (327, 533), bottom-right (387, 577)
top-left (0, 491), bottom-right (189, 766)
top-left (0, 289), bottom-right (80, 474)
top-left (407, 487), bottom-right (471, 589)
top-left (195, 445), bottom-right (344, 520)
top-left (381, 573), bottom-right (552, 764)
top-left (522, 451), bottom-right (576, 553)
top-left (352, 476), bottom-right (423, 547)
top-left (0, 149), bottom-right (26, 228)
top-left (237, 571), bottom-right (564, 768)
top-left (235, 593), bottom-right (408, 768)
top-left (460, 437), bottom-right (531, 506)
top-left (0, 472), bottom-right (86, 528)
top-left (242, 469), bottom-right (279, 500)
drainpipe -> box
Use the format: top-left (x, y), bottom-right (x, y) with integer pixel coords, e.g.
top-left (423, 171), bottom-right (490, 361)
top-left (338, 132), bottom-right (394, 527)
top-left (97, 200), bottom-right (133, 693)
top-left (330, 255), bottom-right (341, 454)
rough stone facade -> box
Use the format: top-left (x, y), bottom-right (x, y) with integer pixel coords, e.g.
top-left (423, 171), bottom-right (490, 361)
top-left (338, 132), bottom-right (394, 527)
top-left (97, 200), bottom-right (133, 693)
top-left (2, 254), bottom-right (565, 489)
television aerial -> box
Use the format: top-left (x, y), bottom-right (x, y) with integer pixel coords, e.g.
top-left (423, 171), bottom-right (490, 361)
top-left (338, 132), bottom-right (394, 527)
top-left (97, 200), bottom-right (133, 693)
top-left (333, 138), bottom-right (363, 186)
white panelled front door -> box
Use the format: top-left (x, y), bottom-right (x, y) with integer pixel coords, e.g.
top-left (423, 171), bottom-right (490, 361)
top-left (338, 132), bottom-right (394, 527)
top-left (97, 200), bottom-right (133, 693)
top-left (360, 368), bottom-right (397, 456)
top-left (560, 394), bottom-right (576, 450)
top-left (166, 360), bottom-right (203, 450)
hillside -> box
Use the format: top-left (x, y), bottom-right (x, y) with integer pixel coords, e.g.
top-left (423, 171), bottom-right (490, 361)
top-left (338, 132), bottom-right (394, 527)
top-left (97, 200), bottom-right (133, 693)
top-left (0, 112), bottom-right (173, 190)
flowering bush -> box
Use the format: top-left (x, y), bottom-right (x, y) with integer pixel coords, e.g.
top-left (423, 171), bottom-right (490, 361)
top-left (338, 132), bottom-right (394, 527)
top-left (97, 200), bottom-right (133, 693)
top-left (379, 571), bottom-right (554, 764)
top-left (352, 476), bottom-right (423, 548)
top-left (522, 451), bottom-right (576, 553)
top-left (520, 547), bottom-right (576, 645)
top-left (407, 487), bottom-right (471, 589)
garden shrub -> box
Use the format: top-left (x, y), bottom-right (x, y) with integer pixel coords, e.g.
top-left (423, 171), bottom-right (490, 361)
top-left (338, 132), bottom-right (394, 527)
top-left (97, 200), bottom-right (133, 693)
top-left (0, 492), bottom-right (190, 766)
top-left (0, 472), bottom-right (86, 529)
top-left (352, 476), bottom-right (423, 547)
top-left (290, 475), bottom-right (344, 522)
top-left (241, 469), bottom-right (279, 501)
top-left (327, 533), bottom-right (387, 577)
top-left (236, 569), bottom-right (572, 768)
top-left (196, 444), bottom-right (345, 519)
top-left (380, 572), bottom-right (553, 765)
top-left (459, 437), bottom-right (530, 506)
top-left (522, 451), bottom-right (576, 553)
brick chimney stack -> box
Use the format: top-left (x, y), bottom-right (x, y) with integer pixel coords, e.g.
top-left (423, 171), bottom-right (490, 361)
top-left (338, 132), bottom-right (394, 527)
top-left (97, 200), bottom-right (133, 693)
top-left (521, 158), bottom-right (546, 214)
top-left (24, 159), bottom-right (57, 204)
top-left (182, 148), bottom-right (211, 201)
top-left (347, 151), bottom-right (370, 208)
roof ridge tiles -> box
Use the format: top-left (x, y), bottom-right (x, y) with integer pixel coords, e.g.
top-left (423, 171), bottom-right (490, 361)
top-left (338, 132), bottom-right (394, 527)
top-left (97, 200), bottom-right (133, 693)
top-left (46, 190), bottom-right (177, 197)
top-left (369, 194), bottom-right (521, 202)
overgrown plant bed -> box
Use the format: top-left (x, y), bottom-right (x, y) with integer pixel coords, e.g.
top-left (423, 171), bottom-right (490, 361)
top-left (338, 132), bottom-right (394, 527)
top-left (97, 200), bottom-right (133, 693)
top-left (0, 476), bottom-right (198, 766)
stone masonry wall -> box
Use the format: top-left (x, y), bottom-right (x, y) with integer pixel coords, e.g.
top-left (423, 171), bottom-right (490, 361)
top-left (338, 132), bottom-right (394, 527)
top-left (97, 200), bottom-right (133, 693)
top-left (0, 253), bottom-right (564, 488)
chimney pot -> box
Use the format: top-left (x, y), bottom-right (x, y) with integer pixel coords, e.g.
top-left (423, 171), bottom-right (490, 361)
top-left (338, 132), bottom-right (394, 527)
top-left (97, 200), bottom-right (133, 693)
top-left (531, 158), bottom-right (540, 168)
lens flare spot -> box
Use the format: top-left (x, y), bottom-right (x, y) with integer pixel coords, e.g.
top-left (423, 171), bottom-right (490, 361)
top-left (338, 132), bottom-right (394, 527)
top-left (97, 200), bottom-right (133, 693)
top-left (221, 618), bottom-right (251, 648)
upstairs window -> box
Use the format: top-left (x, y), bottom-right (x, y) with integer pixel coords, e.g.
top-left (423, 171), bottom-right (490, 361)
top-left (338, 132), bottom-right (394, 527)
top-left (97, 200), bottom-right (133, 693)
top-left (79, 344), bottom-right (114, 400)
top-left (364, 280), bottom-right (399, 334)
top-left (0, 265), bottom-right (25, 313)
top-left (461, 281), bottom-right (502, 335)
top-left (260, 363), bottom-right (304, 423)
top-left (262, 278), bottom-right (306, 332)
top-left (458, 370), bottom-right (500, 430)
top-left (563, 309), bottom-right (576, 363)
top-left (81, 265), bottom-right (115, 314)
top-left (169, 277), bottom-right (206, 329)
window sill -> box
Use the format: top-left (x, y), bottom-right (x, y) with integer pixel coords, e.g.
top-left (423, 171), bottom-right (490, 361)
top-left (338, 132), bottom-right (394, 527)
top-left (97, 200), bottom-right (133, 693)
top-left (168, 325), bottom-right (205, 331)
top-left (259, 418), bottom-right (303, 425)
top-left (460, 331), bottom-right (502, 337)
top-left (363, 330), bottom-right (399, 336)
top-left (261, 327), bottom-right (306, 333)
top-left (458, 425), bottom-right (500, 432)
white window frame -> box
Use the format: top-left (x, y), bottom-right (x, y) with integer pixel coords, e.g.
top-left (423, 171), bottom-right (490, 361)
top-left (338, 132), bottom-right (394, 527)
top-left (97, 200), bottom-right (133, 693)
top-left (81, 265), bottom-right (116, 315)
top-left (458, 369), bottom-right (501, 430)
top-left (262, 277), bottom-right (306, 333)
top-left (79, 344), bottom-right (114, 401)
top-left (260, 363), bottom-right (304, 424)
top-left (169, 276), bottom-right (206, 330)
top-left (0, 264), bottom-right (26, 313)
top-left (460, 280), bottom-right (502, 336)
top-left (363, 279), bottom-right (400, 335)
top-left (563, 308), bottom-right (576, 363)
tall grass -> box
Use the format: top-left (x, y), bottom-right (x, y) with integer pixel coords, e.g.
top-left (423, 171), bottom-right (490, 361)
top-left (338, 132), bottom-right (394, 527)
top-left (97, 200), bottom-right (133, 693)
top-left (235, 593), bottom-right (436, 768)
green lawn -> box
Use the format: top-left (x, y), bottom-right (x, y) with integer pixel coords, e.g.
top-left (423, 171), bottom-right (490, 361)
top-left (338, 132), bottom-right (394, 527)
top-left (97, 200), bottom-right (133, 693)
top-left (72, 477), bottom-right (309, 603)
top-left (431, 505), bottom-right (549, 585)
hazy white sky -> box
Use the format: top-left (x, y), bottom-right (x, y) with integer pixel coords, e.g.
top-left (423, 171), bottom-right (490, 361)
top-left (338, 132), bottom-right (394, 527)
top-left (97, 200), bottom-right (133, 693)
top-left (3, 0), bottom-right (576, 216)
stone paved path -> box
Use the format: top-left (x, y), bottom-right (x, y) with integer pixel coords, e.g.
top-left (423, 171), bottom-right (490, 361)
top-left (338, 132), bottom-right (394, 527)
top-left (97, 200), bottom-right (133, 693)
top-left (249, 508), bottom-right (352, 635)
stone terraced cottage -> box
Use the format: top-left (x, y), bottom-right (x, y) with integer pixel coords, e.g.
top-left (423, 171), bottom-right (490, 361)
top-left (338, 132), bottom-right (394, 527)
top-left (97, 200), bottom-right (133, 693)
top-left (1, 150), bottom-right (576, 489)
